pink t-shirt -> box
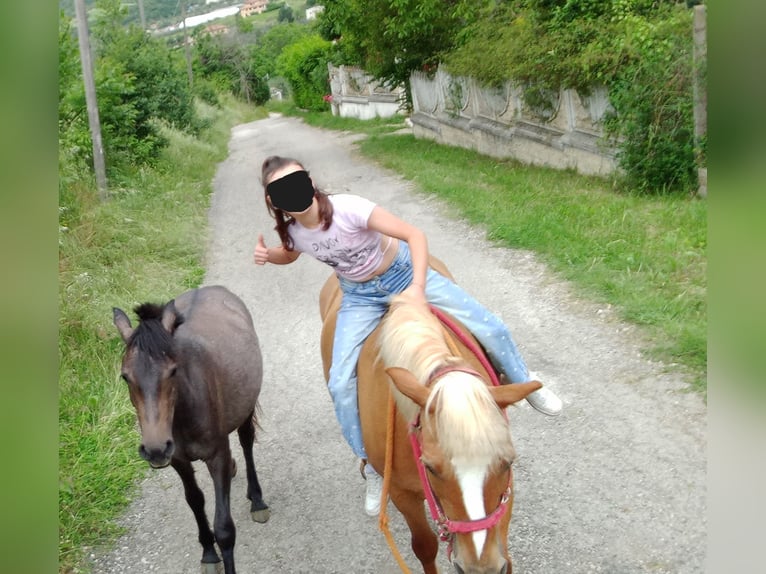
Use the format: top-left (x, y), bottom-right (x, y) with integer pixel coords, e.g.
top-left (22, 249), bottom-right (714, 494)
top-left (288, 194), bottom-right (387, 281)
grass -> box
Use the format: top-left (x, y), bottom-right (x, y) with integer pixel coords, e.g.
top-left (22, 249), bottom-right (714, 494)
top-left (276, 105), bottom-right (707, 392)
top-left (58, 95), bottom-right (266, 574)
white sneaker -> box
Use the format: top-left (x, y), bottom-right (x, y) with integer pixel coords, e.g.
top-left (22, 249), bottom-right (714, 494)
top-left (364, 466), bottom-right (383, 516)
top-left (525, 386), bottom-right (563, 416)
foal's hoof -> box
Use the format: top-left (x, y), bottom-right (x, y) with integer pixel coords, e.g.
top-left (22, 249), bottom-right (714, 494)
top-left (200, 561), bottom-right (223, 574)
top-left (251, 507), bottom-right (271, 523)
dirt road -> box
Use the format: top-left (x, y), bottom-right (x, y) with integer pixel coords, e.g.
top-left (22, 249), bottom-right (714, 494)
top-left (90, 115), bottom-right (706, 573)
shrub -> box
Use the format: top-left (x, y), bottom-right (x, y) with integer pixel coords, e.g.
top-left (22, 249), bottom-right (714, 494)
top-left (443, 1), bottom-right (700, 194)
top-left (276, 35), bottom-right (332, 110)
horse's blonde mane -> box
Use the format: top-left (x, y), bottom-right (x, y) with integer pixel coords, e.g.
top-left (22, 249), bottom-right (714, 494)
top-left (379, 294), bottom-right (512, 465)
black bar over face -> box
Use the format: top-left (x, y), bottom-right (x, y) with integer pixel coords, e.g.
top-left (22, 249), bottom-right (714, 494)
top-left (266, 170), bottom-right (315, 213)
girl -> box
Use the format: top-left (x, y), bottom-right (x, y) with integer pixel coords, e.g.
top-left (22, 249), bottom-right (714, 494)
top-left (253, 156), bottom-right (562, 516)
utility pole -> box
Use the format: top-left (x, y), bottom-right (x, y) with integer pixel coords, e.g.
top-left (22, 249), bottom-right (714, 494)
top-left (693, 4), bottom-right (707, 198)
top-left (181, 1), bottom-right (194, 89)
top-left (74, 0), bottom-right (108, 198)
top-left (137, 0), bottom-right (146, 30)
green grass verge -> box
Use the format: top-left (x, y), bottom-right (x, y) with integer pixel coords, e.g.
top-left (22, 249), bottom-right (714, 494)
top-left (278, 107), bottom-right (707, 392)
top-left (58, 96), bottom-right (266, 573)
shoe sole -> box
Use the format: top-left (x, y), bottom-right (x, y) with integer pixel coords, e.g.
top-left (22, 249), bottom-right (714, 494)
top-left (526, 400), bottom-right (562, 417)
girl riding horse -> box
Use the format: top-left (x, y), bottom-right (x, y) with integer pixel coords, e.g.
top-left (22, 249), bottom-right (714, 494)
top-left (252, 155), bottom-right (562, 516)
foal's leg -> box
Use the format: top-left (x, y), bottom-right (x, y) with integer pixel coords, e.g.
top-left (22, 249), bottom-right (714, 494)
top-left (170, 458), bottom-right (221, 570)
top-left (390, 486), bottom-right (440, 574)
top-left (206, 444), bottom-right (237, 574)
top-left (237, 411), bottom-right (270, 523)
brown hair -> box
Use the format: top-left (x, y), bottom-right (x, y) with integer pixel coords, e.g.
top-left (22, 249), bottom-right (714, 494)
top-left (260, 155), bottom-right (334, 250)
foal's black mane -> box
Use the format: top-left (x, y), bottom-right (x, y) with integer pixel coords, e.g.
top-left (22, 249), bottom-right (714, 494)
top-left (128, 301), bottom-right (185, 359)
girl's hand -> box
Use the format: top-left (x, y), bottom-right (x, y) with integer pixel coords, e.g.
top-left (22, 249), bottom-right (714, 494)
top-left (253, 234), bottom-right (269, 265)
top-left (402, 281), bottom-right (427, 306)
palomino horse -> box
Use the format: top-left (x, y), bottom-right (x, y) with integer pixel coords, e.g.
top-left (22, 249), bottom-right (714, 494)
top-left (113, 285), bottom-right (270, 574)
top-left (319, 260), bottom-right (540, 574)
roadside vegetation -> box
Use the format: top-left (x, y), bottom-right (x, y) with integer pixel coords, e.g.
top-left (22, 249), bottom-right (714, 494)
top-left (59, 2), bottom-right (706, 572)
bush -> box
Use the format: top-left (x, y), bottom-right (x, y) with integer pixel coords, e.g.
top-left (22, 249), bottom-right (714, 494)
top-left (276, 35), bottom-right (332, 111)
top-left (443, 1), bottom-right (700, 195)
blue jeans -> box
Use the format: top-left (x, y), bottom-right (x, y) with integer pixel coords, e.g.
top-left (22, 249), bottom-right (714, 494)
top-left (330, 241), bottom-right (530, 459)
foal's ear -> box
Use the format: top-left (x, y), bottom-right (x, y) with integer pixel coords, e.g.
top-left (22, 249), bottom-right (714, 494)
top-left (113, 308), bottom-right (134, 343)
top-left (490, 381), bottom-right (543, 409)
top-left (161, 299), bottom-right (181, 334)
top-left (386, 367), bottom-right (430, 407)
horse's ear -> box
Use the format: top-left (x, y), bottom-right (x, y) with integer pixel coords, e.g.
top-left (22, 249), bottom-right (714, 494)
top-left (490, 381), bottom-right (543, 409)
top-left (113, 307), bottom-right (134, 343)
top-left (386, 367), bottom-right (430, 407)
top-left (161, 300), bottom-right (181, 334)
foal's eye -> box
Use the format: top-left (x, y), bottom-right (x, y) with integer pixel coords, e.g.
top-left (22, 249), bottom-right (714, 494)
top-left (121, 373), bottom-right (130, 384)
top-left (168, 366), bottom-right (177, 378)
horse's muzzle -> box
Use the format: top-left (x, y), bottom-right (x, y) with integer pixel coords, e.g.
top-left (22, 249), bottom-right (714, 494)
top-left (139, 439), bottom-right (174, 468)
top-left (453, 559), bottom-right (509, 574)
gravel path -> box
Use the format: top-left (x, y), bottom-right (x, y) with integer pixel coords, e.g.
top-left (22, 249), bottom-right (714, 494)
top-left (90, 115), bottom-right (706, 574)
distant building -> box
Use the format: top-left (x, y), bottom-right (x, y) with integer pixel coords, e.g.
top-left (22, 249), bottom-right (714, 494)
top-left (306, 5), bottom-right (324, 20)
top-left (204, 23), bottom-right (228, 36)
top-left (241, 0), bottom-right (268, 17)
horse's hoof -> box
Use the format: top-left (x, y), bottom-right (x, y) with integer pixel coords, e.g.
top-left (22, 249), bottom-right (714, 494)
top-left (251, 507), bottom-right (271, 523)
top-left (200, 561), bottom-right (223, 574)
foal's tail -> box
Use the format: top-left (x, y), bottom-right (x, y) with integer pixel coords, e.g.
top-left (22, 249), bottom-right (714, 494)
top-left (251, 401), bottom-right (263, 435)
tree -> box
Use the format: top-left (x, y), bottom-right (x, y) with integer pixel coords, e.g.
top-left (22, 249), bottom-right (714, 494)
top-left (317, 0), bottom-right (487, 91)
top-left (86, 0), bottom-right (196, 170)
top-left (278, 5), bottom-right (295, 23)
top-left (194, 30), bottom-right (270, 105)
top-left (276, 35), bottom-right (332, 110)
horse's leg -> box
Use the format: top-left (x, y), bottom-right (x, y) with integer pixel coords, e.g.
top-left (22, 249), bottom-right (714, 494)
top-left (206, 445), bottom-right (237, 574)
top-left (390, 486), bottom-right (441, 574)
top-left (237, 411), bottom-right (270, 523)
top-left (170, 458), bottom-right (221, 571)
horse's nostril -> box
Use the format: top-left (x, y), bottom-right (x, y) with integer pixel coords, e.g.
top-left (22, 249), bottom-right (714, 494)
top-left (164, 440), bottom-right (174, 457)
top-left (453, 564), bottom-right (465, 574)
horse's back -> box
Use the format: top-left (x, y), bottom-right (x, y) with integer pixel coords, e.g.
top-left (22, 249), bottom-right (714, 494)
top-left (175, 285), bottom-right (263, 415)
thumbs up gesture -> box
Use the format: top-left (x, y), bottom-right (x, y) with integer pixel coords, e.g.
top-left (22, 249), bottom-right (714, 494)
top-left (253, 234), bottom-right (269, 265)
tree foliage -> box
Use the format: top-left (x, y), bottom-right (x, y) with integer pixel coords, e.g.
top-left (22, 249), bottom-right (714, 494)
top-left (276, 34), bottom-right (332, 110)
top-left (59, 0), bottom-right (198, 178)
top-left (317, 0), bottom-right (488, 90)
top-left (316, 0), bottom-right (700, 194)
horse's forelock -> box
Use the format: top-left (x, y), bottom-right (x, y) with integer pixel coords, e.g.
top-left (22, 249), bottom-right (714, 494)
top-left (426, 374), bottom-right (512, 467)
top-left (128, 302), bottom-right (176, 359)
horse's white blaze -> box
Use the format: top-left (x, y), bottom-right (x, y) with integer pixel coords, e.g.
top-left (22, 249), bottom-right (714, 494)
top-left (455, 462), bottom-right (489, 558)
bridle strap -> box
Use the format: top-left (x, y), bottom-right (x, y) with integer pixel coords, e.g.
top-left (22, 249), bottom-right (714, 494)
top-left (429, 305), bottom-right (502, 388)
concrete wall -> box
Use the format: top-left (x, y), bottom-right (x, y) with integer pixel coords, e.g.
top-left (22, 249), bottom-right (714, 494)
top-left (327, 64), bottom-right (406, 120)
top-left (410, 67), bottom-right (617, 176)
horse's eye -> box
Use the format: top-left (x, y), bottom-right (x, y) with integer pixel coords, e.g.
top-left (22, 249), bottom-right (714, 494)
top-left (168, 366), bottom-right (177, 378)
top-left (422, 459), bottom-right (438, 476)
top-left (121, 373), bottom-right (130, 384)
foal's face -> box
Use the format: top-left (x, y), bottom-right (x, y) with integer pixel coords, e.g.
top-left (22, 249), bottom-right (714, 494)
top-left (120, 346), bottom-right (179, 468)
